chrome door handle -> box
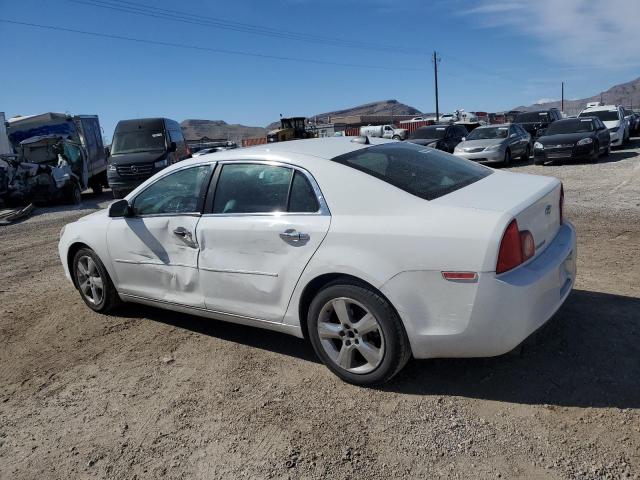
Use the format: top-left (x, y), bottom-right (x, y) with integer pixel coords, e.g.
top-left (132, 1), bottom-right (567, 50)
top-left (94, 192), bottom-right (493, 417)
top-left (279, 229), bottom-right (310, 242)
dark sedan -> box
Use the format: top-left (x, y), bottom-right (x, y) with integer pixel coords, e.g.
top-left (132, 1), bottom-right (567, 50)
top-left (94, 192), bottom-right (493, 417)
top-left (407, 124), bottom-right (467, 153)
top-left (533, 117), bottom-right (610, 165)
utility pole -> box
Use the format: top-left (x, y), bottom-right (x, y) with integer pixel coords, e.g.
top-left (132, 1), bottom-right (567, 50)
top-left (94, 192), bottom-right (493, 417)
top-left (432, 51), bottom-right (441, 122)
top-left (561, 81), bottom-right (564, 113)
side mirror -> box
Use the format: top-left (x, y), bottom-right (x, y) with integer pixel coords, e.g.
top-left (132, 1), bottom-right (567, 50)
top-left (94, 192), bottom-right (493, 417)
top-left (108, 199), bottom-right (131, 218)
top-left (105, 146), bottom-right (110, 158)
top-left (168, 141), bottom-right (177, 153)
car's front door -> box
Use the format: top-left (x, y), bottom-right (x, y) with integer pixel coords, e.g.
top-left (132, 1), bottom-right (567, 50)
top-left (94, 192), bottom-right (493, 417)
top-left (196, 161), bottom-right (331, 322)
top-left (106, 163), bottom-right (213, 307)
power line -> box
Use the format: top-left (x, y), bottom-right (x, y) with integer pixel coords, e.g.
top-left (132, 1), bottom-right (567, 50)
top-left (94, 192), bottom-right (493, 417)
top-left (0, 19), bottom-right (424, 71)
top-left (67, 0), bottom-right (428, 55)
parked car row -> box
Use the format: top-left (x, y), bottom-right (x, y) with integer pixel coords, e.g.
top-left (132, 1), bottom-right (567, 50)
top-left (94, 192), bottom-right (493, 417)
top-left (399, 103), bottom-right (635, 167)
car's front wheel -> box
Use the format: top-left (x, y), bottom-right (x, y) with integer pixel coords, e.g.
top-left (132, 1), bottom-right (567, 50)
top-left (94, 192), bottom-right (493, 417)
top-left (73, 248), bottom-right (121, 313)
top-left (307, 281), bottom-right (411, 385)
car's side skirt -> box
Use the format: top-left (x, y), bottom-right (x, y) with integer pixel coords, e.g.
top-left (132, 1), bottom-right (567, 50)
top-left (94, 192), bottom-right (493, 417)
top-left (119, 293), bottom-right (305, 338)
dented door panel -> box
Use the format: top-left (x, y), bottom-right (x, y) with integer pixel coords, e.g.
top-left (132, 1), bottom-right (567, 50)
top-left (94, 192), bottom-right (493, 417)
top-left (106, 215), bottom-right (202, 307)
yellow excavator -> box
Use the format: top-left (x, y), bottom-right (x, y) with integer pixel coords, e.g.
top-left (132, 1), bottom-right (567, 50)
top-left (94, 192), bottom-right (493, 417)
top-left (267, 117), bottom-right (312, 143)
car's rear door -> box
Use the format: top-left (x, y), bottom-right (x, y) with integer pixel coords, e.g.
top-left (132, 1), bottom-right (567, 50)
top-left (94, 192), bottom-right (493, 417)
top-left (106, 163), bottom-right (213, 307)
top-left (196, 161), bottom-right (330, 322)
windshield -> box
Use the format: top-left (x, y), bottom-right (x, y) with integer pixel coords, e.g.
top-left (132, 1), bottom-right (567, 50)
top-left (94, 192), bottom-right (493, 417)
top-left (409, 126), bottom-right (447, 140)
top-left (331, 142), bottom-right (491, 201)
top-left (546, 119), bottom-right (594, 135)
top-left (579, 110), bottom-right (619, 122)
top-left (467, 126), bottom-right (508, 140)
top-left (515, 112), bottom-right (550, 123)
top-left (112, 129), bottom-right (166, 154)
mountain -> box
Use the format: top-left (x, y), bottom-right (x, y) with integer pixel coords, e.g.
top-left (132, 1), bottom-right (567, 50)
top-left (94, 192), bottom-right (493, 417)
top-left (513, 77), bottom-right (640, 114)
top-left (180, 119), bottom-right (267, 145)
top-left (182, 100), bottom-right (424, 142)
top-left (266, 99), bottom-right (423, 130)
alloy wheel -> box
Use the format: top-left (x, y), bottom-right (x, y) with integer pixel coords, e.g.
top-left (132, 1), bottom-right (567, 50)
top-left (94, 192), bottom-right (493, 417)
top-left (77, 256), bottom-right (104, 305)
top-left (316, 297), bottom-right (385, 374)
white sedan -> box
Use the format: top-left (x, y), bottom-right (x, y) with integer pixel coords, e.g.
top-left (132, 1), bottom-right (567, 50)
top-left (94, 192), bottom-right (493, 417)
top-left (58, 137), bottom-right (576, 385)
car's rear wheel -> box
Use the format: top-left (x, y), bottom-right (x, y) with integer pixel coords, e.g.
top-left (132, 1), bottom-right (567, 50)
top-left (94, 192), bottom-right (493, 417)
top-left (392, 135), bottom-right (401, 140)
top-left (73, 248), bottom-right (121, 313)
top-left (307, 281), bottom-right (411, 385)
top-left (67, 181), bottom-right (82, 205)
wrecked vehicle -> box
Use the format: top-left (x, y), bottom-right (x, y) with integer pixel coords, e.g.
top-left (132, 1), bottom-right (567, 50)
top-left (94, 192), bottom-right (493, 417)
top-left (6, 112), bottom-right (108, 195)
top-left (0, 135), bottom-right (85, 205)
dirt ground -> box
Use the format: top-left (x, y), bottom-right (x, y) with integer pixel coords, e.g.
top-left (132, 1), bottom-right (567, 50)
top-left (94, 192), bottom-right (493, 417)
top-left (1, 139), bottom-right (639, 480)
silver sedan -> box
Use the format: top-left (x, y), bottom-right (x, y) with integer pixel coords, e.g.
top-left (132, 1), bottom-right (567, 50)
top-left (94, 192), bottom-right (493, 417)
top-left (454, 123), bottom-right (531, 166)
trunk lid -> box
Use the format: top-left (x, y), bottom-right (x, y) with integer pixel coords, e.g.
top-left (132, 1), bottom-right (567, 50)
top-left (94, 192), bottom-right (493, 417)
top-left (433, 170), bottom-right (562, 258)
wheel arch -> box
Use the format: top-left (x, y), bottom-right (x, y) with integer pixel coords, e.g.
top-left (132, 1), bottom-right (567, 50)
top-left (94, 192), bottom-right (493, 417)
top-left (67, 241), bottom-right (93, 289)
top-left (296, 272), bottom-right (407, 345)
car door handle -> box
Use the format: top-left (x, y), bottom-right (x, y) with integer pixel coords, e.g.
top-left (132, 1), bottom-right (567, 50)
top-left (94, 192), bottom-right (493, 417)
top-left (173, 227), bottom-right (198, 247)
top-left (173, 227), bottom-right (189, 237)
top-left (279, 229), bottom-right (310, 242)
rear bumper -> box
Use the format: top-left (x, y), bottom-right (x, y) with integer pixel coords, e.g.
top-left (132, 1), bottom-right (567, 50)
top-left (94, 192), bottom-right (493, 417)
top-left (381, 221), bottom-right (577, 359)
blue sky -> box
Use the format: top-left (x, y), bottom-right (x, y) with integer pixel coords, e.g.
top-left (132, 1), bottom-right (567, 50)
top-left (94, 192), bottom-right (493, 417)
top-left (1, 0), bottom-right (639, 140)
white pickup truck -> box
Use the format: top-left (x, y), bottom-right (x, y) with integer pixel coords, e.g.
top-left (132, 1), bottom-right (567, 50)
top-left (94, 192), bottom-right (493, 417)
top-left (359, 124), bottom-right (408, 140)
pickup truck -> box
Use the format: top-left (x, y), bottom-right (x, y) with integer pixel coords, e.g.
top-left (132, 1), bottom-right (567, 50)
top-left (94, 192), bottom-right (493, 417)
top-left (359, 124), bottom-right (408, 140)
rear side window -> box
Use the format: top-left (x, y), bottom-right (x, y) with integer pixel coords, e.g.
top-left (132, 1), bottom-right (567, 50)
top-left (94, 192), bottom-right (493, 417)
top-left (212, 164), bottom-right (322, 214)
top-left (289, 171), bottom-right (319, 213)
top-left (331, 143), bottom-right (492, 201)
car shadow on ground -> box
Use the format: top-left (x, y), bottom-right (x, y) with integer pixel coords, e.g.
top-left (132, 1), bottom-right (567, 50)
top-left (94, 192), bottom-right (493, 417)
top-left (122, 288), bottom-right (639, 409)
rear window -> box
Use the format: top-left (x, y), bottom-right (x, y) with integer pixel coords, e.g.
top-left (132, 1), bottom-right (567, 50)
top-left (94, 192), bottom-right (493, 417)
top-left (515, 112), bottom-right (550, 123)
top-left (331, 143), bottom-right (492, 201)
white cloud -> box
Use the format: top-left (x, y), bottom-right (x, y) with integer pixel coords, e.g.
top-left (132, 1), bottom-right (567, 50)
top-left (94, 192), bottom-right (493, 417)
top-left (467, 0), bottom-right (640, 67)
top-left (534, 98), bottom-right (556, 104)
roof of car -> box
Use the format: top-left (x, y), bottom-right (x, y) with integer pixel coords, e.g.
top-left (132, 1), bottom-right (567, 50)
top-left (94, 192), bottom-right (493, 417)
top-left (224, 136), bottom-right (393, 160)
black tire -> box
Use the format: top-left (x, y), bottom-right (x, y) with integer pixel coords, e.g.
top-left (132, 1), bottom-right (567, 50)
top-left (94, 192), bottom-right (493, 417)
top-left (520, 145), bottom-right (531, 161)
top-left (112, 189), bottom-right (125, 199)
top-left (91, 182), bottom-right (103, 195)
top-left (307, 281), bottom-right (411, 385)
top-left (503, 149), bottom-right (511, 167)
top-left (590, 141), bottom-right (599, 163)
top-left (600, 143), bottom-right (611, 157)
top-left (67, 181), bottom-right (82, 205)
top-left (392, 135), bottom-right (401, 140)
top-left (72, 248), bottom-right (121, 313)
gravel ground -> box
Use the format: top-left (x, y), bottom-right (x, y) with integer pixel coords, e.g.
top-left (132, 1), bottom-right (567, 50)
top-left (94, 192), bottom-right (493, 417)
top-left (0, 139), bottom-right (639, 480)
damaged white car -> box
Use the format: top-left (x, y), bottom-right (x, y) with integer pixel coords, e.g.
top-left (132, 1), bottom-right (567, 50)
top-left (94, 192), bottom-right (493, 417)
top-left (58, 137), bottom-right (576, 385)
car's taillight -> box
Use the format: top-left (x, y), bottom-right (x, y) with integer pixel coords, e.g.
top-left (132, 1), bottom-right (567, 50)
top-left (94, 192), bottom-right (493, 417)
top-left (559, 183), bottom-right (564, 225)
top-left (496, 219), bottom-right (536, 274)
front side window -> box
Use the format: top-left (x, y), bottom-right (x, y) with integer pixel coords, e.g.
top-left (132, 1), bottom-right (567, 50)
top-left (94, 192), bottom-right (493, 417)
top-left (133, 165), bottom-right (211, 215)
top-left (331, 142), bottom-right (492, 201)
